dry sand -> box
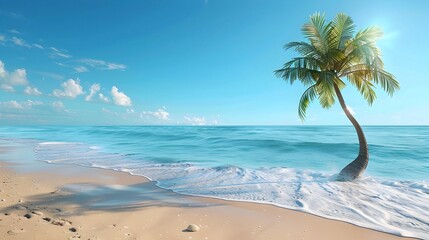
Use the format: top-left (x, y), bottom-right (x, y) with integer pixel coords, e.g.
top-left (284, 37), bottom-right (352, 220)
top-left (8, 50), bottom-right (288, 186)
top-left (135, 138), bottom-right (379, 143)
top-left (0, 142), bottom-right (418, 240)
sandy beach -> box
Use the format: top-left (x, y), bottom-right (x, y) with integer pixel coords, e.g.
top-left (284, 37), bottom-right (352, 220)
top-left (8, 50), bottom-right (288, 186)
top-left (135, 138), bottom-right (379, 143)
top-left (0, 141), bottom-right (418, 240)
top-left (1, 0), bottom-right (429, 238)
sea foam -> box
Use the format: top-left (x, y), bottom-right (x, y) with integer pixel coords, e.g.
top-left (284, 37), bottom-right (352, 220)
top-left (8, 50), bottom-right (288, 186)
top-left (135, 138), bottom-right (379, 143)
top-left (34, 141), bottom-right (429, 239)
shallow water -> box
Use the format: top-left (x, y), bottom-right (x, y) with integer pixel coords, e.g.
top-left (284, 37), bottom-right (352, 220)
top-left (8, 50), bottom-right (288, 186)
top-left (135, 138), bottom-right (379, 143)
top-left (0, 126), bottom-right (428, 238)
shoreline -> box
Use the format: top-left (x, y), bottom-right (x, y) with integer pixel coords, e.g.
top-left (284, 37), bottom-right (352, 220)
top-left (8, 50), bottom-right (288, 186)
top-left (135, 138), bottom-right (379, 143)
top-left (0, 140), bottom-right (418, 240)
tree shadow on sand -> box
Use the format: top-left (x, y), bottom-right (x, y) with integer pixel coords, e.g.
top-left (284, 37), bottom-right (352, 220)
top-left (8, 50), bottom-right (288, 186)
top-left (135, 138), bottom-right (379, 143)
top-left (1, 181), bottom-right (220, 216)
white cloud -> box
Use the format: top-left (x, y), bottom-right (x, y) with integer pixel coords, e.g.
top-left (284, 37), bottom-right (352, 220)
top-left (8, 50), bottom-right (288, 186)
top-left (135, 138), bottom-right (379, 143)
top-left (101, 107), bottom-right (111, 113)
top-left (1, 84), bottom-right (14, 92)
top-left (101, 107), bottom-right (122, 118)
top-left (184, 116), bottom-right (207, 125)
top-left (142, 107), bottom-right (170, 120)
top-left (346, 106), bottom-right (356, 115)
top-left (52, 101), bottom-right (65, 110)
top-left (80, 58), bottom-right (126, 70)
top-left (111, 86), bottom-right (131, 106)
top-left (0, 34), bottom-right (5, 43)
top-left (85, 83), bottom-right (100, 101)
top-left (26, 100), bottom-right (43, 106)
top-left (52, 78), bottom-right (84, 98)
top-left (74, 66), bottom-right (89, 73)
top-left (0, 100), bottom-right (24, 109)
top-left (8, 29), bottom-right (21, 35)
top-left (98, 93), bottom-right (109, 103)
top-left (24, 86), bottom-right (42, 96)
top-left (0, 100), bottom-right (43, 110)
top-left (8, 68), bottom-right (28, 85)
top-left (38, 71), bottom-right (64, 80)
top-left (183, 115), bottom-right (220, 125)
top-left (32, 43), bottom-right (44, 49)
top-left (0, 60), bottom-right (29, 91)
top-left (127, 108), bottom-right (135, 114)
top-left (0, 61), bottom-right (6, 78)
top-left (11, 37), bottom-right (32, 48)
top-left (49, 47), bottom-right (72, 58)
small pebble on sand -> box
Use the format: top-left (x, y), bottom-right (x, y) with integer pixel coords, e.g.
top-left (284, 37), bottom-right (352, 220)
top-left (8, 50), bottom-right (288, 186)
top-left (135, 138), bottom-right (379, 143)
top-left (186, 224), bottom-right (200, 232)
top-left (23, 213), bottom-right (32, 219)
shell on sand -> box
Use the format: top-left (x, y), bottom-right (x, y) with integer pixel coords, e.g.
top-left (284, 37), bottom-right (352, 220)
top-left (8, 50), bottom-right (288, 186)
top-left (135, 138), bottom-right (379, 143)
top-left (186, 224), bottom-right (200, 232)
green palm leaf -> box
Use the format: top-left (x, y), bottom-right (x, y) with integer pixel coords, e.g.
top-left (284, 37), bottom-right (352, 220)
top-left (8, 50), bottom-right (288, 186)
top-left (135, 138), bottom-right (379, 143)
top-left (316, 72), bottom-right (336, 108)
top-left (330, 13), bottom-right (355, 50)
top-left (284, 42), bottom-right (322, 60)
top-left (347, 74), bottom-right (377, 105)
top-left (301, 13), bottom-right (331, 54)
top-left (298, 85), bottom-right (318, 120)
top-left (276, 12), bottom-right (399, 120)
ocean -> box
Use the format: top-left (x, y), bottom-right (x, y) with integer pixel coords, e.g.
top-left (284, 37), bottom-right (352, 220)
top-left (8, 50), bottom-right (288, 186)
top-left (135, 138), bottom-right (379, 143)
top-left (0, 126), bottom-right (428, 238)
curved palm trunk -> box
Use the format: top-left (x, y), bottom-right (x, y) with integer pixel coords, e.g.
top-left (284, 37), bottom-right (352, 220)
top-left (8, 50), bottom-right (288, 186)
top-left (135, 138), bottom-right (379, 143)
top-left (334, 84), bottom-right (369, 181)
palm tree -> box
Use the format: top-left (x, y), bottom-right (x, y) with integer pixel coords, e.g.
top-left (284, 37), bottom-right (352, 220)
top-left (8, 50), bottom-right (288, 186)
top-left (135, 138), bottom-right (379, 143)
top-left (275, 13), bottom-right (399, 181)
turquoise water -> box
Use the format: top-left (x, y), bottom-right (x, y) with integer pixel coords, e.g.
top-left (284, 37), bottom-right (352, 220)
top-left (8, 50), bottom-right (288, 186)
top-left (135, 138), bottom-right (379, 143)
top-left (0, 126), bottom-right (428, 180)
top-left (0, 126), bottom-right (428, 238)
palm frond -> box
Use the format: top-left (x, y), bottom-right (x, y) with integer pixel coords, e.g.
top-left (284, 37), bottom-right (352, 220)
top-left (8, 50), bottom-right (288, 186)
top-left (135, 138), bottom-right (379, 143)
top-left (332, 75), bottom-right (346, 89)
top-left (341, 62), bottom-right (400, 96)
top-left (325, 48), bottom-right (346, 70)
top-left (284, 42), bottom-right (322, 60)
top-left (338, 43), bottom-right (380, 72)
top-left (301, 13), bottom-right (331, 54)
top-left (339, 63), bottom-right (372, 77)
top-left (281, 57), bottom-right (321, 69)
top-left (275, 57), bottom-right (321, 85)
top-left (360, 80), bottom-right (377, 105)
top-left (275, 67), bottom-right (319, 86)
top-left (371, 68), bottom-right (400, 96)
top-left (316, 71), bottom-right (336, 108)
top-left (348, 74), bottom-right (377, 105)
top-left (352, 27), bottom-right (383, 44)
top-left (345, 27), bottom-right (382, 56)
top-left (330, 13), bottom-right (355, 50)
top-left (298, 84), bottom-right (318, 120)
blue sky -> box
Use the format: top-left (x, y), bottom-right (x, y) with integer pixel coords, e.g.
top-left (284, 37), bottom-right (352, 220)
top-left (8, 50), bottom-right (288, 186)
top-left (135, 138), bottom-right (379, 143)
top-left (0, 0), bottom-right (428, 125)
